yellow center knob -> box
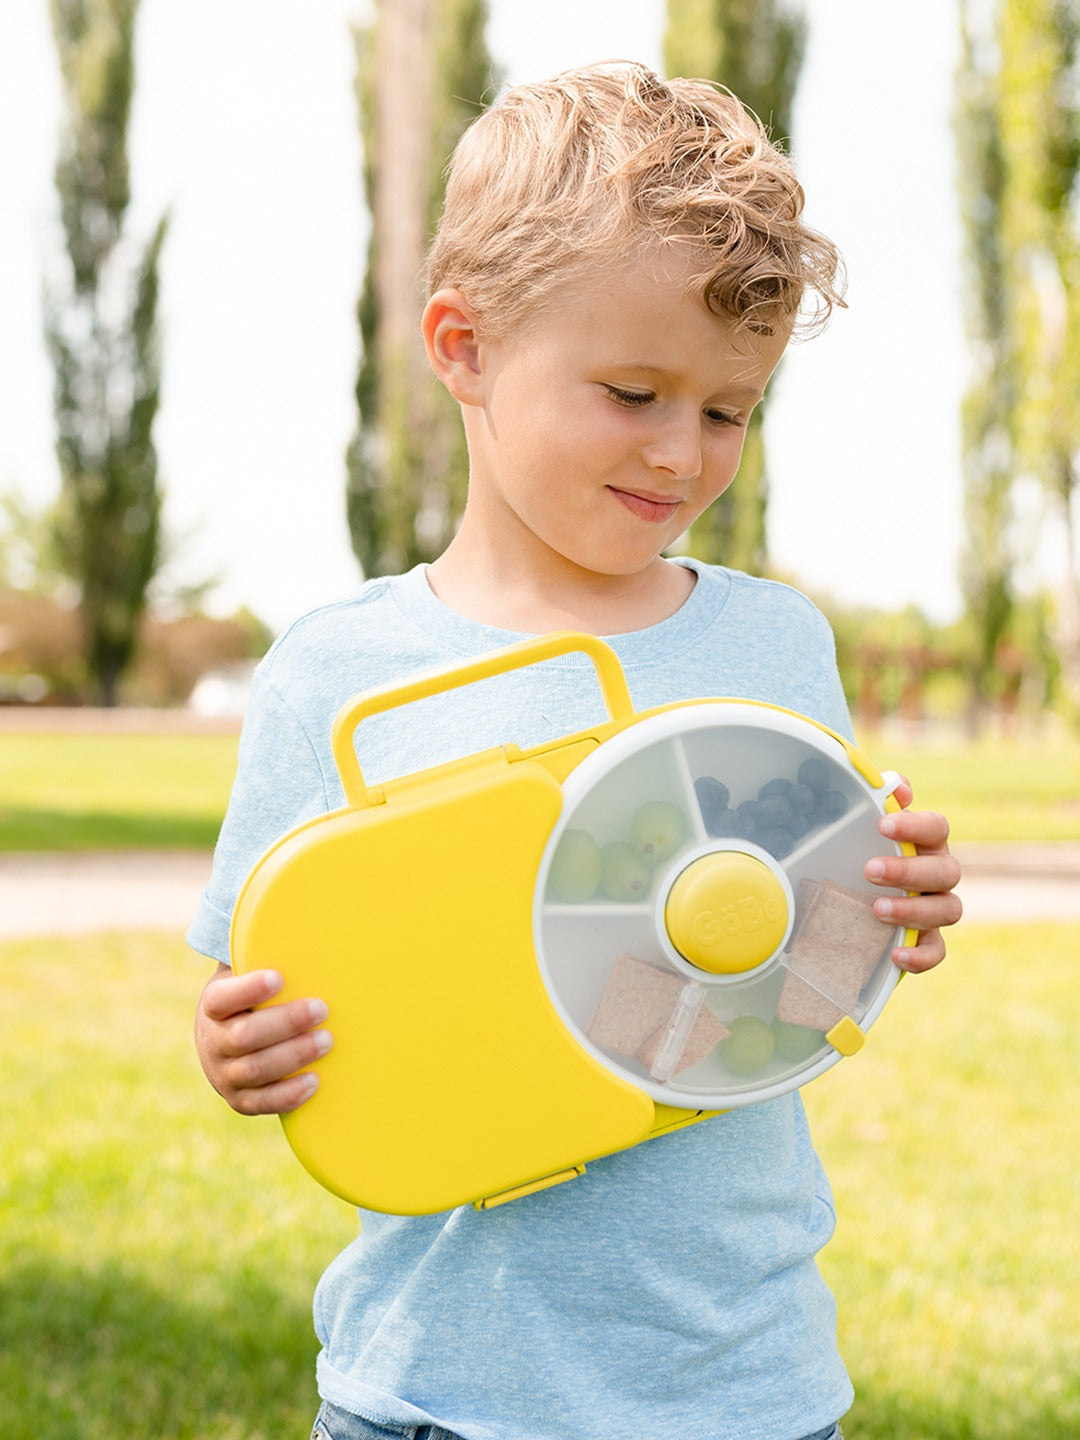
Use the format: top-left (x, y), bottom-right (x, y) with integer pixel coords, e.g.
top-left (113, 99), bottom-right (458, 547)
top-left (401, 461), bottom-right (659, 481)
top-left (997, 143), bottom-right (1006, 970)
top-left (664, 852), bottom-right (789, 975)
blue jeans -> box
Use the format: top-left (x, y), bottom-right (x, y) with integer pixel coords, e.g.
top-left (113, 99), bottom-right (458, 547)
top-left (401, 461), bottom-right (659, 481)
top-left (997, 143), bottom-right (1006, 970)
top-left (311, 1401), bottom-right (842, 1440)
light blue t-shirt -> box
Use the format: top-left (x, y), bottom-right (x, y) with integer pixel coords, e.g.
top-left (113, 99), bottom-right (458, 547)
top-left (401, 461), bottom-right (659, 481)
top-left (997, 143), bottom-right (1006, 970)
top-left (188, 558), bottom-right (856, 1440)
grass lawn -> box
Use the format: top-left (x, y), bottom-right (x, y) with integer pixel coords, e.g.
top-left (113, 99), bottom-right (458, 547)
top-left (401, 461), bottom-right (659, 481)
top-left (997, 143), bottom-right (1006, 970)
top-left (880, 731), bottom-right (1080, 844)
top-left (2, 726), bottom-right (1079, 851)
top-left (2, 922), bottom-right (1077, 1437)
top-left (0, 733), bottom-right (239, 850)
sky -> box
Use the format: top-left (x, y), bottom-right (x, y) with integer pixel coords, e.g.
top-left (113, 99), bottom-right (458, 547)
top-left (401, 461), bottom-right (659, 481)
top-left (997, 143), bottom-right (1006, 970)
top-left (0, 0), bottom-right (971, 632)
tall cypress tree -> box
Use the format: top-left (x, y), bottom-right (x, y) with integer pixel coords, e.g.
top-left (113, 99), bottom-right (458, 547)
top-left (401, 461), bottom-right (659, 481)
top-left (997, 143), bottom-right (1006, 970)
top-left (44, 0), bottom-right (168, 705)
top-left (346, 0), bottom-right (497, 578)
top-left (954, 0), bottom-right (1018, 727)
top-left (997, 0), bottom-right (1080, 715)
top-left (663, 0), bottom-right (807, 576)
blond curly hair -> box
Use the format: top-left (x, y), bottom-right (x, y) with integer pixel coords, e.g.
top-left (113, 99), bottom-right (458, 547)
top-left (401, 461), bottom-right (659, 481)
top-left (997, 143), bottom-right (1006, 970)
top-left (426, 61), bottom-right (845, 340)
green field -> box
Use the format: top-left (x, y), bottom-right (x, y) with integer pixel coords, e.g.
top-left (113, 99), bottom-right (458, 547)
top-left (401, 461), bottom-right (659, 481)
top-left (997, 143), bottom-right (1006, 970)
top-left (0, 733), bottom-right (239, 849)
top-left (2, 726), bottom-right (1079, 850)
top-left (2, 922), bottom-right (1077, 1438)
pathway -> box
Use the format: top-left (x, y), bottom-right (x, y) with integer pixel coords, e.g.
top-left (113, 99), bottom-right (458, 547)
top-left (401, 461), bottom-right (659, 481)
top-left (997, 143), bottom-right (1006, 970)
top-left (1, 844), bottom-right (1078, 941)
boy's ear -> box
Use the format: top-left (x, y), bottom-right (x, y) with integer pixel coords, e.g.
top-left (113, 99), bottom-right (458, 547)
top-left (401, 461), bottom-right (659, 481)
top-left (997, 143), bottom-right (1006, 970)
top-left (422, 288), bottom-right (485, 404)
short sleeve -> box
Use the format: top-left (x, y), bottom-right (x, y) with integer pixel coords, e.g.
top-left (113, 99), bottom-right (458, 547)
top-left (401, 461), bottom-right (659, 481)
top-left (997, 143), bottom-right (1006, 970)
top-left (185, 670), bottom-right (333, 964)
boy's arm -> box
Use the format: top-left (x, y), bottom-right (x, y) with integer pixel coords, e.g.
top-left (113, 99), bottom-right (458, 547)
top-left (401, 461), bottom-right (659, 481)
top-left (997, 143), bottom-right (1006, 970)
top-left (194, 963), bottom-right (333, 1116)
top-left (864, 780), bottom-right (962, 973)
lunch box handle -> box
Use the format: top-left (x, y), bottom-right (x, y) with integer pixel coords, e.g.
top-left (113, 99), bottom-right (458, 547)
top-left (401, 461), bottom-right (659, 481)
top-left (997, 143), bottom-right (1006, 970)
top-left (331, 630), bottom-right (635, 806)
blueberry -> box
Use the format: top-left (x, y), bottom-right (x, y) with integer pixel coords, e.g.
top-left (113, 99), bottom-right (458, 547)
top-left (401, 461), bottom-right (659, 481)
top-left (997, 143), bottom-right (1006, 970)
top-left (704, 805), bottom-right (740, 838)
top-left (758, 777), bottom-right (793, 800)
top-left (758, 793), bottom-right (795, 828)
top-left (695, 775), bottom-right (731, 811)
top-left (759, 826), bottom-right (795, 859)
top-left (736, 800), bottom-right (763, 840)
top-left (822, 789), bottom-right (849, 820)
top-left (789, 783), bottom-right (817, 817)
top-left (797, 757), bottom-right (830, 798)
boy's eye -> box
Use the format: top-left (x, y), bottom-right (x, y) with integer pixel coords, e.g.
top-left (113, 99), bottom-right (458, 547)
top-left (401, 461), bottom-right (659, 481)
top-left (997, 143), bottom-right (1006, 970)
top-left (603, 385), bottom-right (654, 408)
top-left (706, 408), bottom-right (743, 427)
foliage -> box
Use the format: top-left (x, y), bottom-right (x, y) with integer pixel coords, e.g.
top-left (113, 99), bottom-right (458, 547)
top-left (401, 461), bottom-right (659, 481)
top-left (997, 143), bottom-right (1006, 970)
top-left (345, 0), bottom-right (498, 578)
top-left (44, 0), bottom-right (169, 706)
top-left (954, 3), bottom-right (1020, 718)
top-left (0, 585), bottom-right (269, 707)
top-left (0, 489), bottom-right (70, 598)
top-left (997, 0), bottom-right (1080, 712)
top-left (663, 0), bottom-right (807, 575)
top-left (2, 922), bottom-right (1078, 1436)
top-left (954, 0), bottom-right (1080, 723)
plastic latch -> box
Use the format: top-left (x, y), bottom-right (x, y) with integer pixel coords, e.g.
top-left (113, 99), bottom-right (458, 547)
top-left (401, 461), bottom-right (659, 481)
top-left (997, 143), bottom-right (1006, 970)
top-left (826, 1015), bottom-right (866, 1056)
top-left (474, 1165), bottom-right (587, 1211)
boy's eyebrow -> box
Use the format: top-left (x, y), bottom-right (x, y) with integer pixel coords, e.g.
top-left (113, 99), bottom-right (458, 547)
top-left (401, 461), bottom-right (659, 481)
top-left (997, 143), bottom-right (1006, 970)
top-left (610, 363), bottom-right (765, 402)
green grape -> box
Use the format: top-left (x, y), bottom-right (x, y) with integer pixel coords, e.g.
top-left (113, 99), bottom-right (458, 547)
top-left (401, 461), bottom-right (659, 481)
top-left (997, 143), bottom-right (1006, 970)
top-left (599, 841), bottom-right (652, 902)
top-left (720, 1015), bottom-right (776, 1076)
top-left (629, 800), bottom-right (686, 865)
top-left (547, 828), bottom-right (602, 902)
top-left (772, 1018), bottom-right (826, 1063)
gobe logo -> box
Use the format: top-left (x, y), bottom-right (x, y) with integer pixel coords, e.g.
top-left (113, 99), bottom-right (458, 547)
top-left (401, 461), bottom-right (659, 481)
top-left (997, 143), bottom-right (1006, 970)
top-left (694, 895), bottom-right (784, 946)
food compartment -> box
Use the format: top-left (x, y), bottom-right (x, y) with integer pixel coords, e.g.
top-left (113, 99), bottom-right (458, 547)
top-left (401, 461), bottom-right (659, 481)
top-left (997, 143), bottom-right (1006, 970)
top-left (682, 724), bottom-right (870, 863)
top-left (536, 702), bottom-right (907, 1108)
top-left (542, 734), bottom-right (701, 906)
top-left (776, 875), bottom-right (900, 1032)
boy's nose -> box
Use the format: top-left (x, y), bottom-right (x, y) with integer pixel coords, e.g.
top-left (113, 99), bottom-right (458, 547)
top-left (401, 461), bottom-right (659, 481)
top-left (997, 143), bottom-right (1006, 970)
top-left (643, 417), bottom-right (702, 482)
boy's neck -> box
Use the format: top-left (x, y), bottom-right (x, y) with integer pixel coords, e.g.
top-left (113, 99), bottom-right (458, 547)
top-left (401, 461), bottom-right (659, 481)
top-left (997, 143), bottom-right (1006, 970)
top-left (426, 540), bottom-right (696, 637)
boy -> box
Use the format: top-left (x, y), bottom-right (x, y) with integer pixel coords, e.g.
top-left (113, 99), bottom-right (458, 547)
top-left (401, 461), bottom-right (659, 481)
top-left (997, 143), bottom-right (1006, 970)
top-left (191, 63), bottom-right (961, 1440)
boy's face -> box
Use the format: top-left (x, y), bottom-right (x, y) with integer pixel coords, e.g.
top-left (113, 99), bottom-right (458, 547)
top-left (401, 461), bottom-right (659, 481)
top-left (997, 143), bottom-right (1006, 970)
top-left (459, 251), bottom-right (790, 583)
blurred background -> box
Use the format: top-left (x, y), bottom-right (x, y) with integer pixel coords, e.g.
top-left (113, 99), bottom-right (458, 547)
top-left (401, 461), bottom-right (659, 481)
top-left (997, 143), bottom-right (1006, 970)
top-left (0, 3), bottom-right (1078, 1438)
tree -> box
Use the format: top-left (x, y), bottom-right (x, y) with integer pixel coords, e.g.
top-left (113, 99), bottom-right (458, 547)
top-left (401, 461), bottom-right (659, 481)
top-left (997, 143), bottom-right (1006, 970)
top-left (954, 0), bottom-right (1080, 725)
top-left (346, 0), bottom-right (497, 578)
top-left (44, 0), bottom-right (168, 705)
top-left (664, 0), bottom-right (807, 575)
top-left (997, 0), bottom-right (1080, 715)
top-left (954, 0), bottom-right (1019, 727)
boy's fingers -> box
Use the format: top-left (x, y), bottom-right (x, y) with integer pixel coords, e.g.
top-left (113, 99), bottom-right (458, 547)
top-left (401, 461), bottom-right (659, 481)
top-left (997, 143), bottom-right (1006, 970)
top-left (879, 808), bottom-right (951, 850)
top-left (231, 1069), bottom-right (323, 1117)
top-left (871, 888), bottom-right (963, 933)
top-left (890, 927), bottom-right (947, 974)
top-left (866, 851), bottom-right (962, 899)
top-left (217, 995), bottom-right (330, 1059)
top-left (201, 967), bottom-right (283, 1021)
top-left (221, 1026), bottom-right (333, 1101)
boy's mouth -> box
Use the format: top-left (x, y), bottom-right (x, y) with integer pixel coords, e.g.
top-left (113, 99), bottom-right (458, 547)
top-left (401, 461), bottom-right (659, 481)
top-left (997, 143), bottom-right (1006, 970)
top-left (608, 486), bottom-right (682, 524)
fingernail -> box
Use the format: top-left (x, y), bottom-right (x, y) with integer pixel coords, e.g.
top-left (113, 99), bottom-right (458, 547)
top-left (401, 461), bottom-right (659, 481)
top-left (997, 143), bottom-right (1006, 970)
top-left (880, 816), bottom-right (897, 838)
top-left (893, 949), bottom-right (911, 970)
top-left (307, 999), bottom-right (329, 1025)
top-left (313, 1029), bottom-right (334, 1056)
top-left (875, 897), bottom-right (894, 919)
top-left (298, 1073), bottom-right (320, 1099)
top-left (866, 859), bottom-right (885, 880)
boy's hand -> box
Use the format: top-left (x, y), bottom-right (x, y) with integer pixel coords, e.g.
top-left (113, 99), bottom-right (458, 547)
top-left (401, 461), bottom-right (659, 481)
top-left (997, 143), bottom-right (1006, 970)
top-left (195, 964), bottom-right (332, 1116)
top-left (864, 778), bottom-right (962, 974)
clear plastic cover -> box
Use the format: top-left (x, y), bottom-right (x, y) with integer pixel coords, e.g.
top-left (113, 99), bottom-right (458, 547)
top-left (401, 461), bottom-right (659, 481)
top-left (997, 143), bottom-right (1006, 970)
top-left (534, 704), bottom-right (906, 1108)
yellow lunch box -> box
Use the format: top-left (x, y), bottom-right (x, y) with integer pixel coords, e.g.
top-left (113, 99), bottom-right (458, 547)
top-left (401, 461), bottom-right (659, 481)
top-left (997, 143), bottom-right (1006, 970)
top-left (230, 632), bottom-right (916, 1216)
